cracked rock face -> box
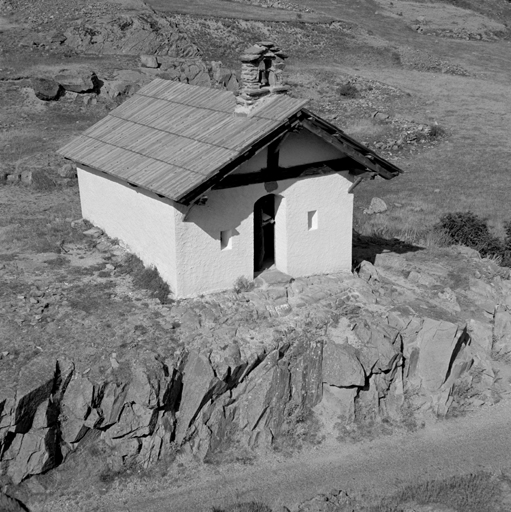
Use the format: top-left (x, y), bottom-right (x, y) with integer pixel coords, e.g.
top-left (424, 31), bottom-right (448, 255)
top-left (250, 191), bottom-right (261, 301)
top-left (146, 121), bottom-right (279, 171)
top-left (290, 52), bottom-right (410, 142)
top-left (1, 246), bottom-right (510, 484)
top-left (62, 14), bottom-right (201, 57)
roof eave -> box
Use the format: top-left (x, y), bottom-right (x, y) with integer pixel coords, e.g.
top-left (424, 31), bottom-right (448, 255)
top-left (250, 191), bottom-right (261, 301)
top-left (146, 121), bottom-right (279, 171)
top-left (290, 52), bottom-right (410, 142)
top-left (300, 108), bottom-right (403, 180)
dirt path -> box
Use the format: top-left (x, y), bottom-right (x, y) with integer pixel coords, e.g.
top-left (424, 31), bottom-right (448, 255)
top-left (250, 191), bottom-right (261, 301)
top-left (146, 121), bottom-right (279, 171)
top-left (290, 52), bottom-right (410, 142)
top-left (100, 399), bottom-right (511, 512)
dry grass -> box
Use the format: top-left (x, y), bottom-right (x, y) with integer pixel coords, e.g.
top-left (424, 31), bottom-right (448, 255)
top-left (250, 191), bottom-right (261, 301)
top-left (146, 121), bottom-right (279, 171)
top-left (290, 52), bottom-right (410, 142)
top-left (146, 0), bottom-right (332, 22)
top-left (0, 187), bottom-right (86, 253)
top-left (212, 503), bottom-right (272, 512)
top-left (367, 472), bottom-right (503, 512)
top-left (354, 200), bottom-right (444, 246)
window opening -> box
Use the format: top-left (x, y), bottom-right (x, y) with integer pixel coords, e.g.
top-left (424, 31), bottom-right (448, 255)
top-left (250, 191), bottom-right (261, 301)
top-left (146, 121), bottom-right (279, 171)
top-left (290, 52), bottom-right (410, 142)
top-left (308, 210), bottom-right (318, 231)
top-left (220, 230), bottom-right (232, 250)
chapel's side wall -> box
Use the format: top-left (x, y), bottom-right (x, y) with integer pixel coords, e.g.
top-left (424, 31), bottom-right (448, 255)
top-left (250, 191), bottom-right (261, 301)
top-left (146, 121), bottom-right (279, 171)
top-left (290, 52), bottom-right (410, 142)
top-left (174, 172), bottom-right (353, 298)
top-left (77, 167), bottom-right (179, 291)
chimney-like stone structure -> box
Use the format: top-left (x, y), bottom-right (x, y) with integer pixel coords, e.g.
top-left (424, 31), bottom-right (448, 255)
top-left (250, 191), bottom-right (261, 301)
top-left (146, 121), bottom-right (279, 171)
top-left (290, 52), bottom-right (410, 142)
top-left (235, 41), bottom-right (289, 116)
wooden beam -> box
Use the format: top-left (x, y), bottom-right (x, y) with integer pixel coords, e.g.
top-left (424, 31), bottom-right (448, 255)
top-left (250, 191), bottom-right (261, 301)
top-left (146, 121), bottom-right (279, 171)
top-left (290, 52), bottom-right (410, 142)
top-left (213, 158), bottom-right (358, 190)
top-left (301, 113), bottom-right (402, 179)
top-left (347, 172), bottom-right (377, 193)
top-left (266, 139), bottom-right (280, 177)
top-left (301, 120), bottom-right (394, 179)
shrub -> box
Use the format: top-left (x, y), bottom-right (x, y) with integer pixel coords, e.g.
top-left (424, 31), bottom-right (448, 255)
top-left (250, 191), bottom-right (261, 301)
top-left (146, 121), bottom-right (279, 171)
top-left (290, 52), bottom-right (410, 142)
top-left (427, 124), bottom-right (446, 138)
top-left (438, 212), bottom-right (493, 250)
top-left (338, 83), bottom-right (358, 98)
top-left (233, 276), bottom-right (254, 294)
top-left (212, 503), bottom-right (272, 512)
top-left (437, 211), bottom-right (511, 267)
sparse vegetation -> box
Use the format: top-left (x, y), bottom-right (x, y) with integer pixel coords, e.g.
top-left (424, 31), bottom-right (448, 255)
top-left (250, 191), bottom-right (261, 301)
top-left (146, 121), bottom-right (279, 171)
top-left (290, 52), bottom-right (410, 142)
top-left (212, 502), bottom-right (272, 512)
top-left (437, 211), bottom-right (511, 266)
top-left (119, 253), bottom-right (172, 303)
top-left (338, 82), bottom-right (358, 98)
top-left (426, 124), bottom-right (446, 138)
top-left (233, 275), bottom-right (254, 294)
top-left (367, 472), bottom-right (503, 512)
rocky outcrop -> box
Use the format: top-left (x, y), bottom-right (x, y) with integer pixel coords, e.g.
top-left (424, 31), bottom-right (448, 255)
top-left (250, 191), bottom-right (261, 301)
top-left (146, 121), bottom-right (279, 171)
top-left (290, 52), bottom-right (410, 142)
top-left (62, 14), bottom-right (201, 57)
top-left (1, 246), bottom-right (510, 485)
top-left (0, 492), bottom-right (27, 512)
top-left (30, 59), bottom-right (234, 105)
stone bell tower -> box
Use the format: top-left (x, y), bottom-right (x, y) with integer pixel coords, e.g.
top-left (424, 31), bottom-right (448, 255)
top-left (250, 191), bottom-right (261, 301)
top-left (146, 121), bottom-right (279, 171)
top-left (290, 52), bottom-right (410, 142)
top-left (235, 41), bottom-right (289, 116)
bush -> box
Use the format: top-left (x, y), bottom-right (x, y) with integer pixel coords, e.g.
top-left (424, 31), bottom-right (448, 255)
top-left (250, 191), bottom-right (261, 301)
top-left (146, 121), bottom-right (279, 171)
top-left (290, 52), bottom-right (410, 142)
top-left (437, 211), bottom-right (511, 267)
top-left (338, 83), bottom-right (358, 98)
top-left (233, 276), bottom-right (254, 294)
top-left (438, 212), bottom-right (497, 252)
top-left (427, 124), bottom-right (446, 138)
top-left (212, 503), bottom-right (272, 512)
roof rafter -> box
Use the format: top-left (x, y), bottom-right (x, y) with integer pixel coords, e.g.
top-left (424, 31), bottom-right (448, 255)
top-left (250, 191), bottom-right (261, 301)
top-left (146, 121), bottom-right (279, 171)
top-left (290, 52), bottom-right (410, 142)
top-left (301, 110), bottom-right (402, 180)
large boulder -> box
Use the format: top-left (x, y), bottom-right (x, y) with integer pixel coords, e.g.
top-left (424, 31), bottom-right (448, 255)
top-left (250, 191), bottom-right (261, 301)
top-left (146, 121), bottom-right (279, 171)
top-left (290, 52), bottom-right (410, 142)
top-left (5, 400), bottom-right (59, 484)
top-left (353, 320), bottom-right (402, 375)
top-left (467, 318), bottom-right (493, 353)
top-left (322, 342), bottom-right (365, 388)
top-left (15, 357), bottom-right (56, 434)
top-left (140, 54), bottom-right (159, 68)
top-left (31, 78), bottom-right (61, 101)
top-left (0, 492), bottom-right (27, 512)
top-left (60, 376), bottom-right (94, 444)
top-left (493, 307), bottom-right (511, 356)
top-left (363, 197), bottom-right (387, 215)
top-left (54, 71), bottom-right (99, 93)
top-left (175, 351), bottom-right (216, 444)
top-left (414, 319), bottom-right (469, 392)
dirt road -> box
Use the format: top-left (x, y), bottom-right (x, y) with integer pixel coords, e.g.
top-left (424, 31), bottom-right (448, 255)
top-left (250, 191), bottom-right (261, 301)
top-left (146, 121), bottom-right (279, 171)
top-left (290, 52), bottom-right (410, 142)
top-left (103, 398), bottom-right (511, 512)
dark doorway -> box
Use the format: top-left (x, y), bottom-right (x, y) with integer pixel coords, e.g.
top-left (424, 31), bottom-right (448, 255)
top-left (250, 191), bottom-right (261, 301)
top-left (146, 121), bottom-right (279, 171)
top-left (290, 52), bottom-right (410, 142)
top-left (254, 194), bottom-right (275, 273)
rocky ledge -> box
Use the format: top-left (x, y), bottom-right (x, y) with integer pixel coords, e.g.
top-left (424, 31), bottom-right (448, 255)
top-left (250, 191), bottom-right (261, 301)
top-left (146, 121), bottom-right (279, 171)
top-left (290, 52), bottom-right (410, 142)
top-left (1, 240), bottom-right (511, 494)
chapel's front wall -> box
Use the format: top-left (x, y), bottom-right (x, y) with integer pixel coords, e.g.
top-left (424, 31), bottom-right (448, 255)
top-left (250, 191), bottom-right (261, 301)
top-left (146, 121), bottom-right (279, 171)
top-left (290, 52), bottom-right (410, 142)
top-left (77, 167), bottom-right (179, 289)
top-left (282, 172), bottom-right (353, 277)
top-left (174, 172), bottom-right (353, 298)
top-left (173, 184), bottom-right (263, 298)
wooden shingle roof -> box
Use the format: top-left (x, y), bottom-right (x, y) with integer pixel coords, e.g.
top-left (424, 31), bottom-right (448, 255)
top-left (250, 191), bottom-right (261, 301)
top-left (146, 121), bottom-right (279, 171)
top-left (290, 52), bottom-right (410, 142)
top-left (58, 79), bottom-right (308, 203)
top-left (58, 78), bottom-right (402, 204)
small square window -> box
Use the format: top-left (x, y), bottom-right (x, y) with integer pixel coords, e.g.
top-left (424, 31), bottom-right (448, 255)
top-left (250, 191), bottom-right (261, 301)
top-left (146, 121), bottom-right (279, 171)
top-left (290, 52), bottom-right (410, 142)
top-left (220, 230), bottom-right (232, 250)
top-left (308, 210), bottom-right (318, 231)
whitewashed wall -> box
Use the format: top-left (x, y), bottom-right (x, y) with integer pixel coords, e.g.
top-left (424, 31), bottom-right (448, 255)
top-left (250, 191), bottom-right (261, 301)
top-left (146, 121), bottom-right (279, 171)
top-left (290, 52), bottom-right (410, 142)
top-left (175, 172), bottom-right (353, 297)
top-left (280, 172), bottom-right (353, 276)
top-left (76, 126), bottom-right (356, 298)
top-left (77, 166), bottom-right (179, 288)
top-left (279, 129), bottom-right (342, 168)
